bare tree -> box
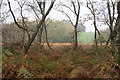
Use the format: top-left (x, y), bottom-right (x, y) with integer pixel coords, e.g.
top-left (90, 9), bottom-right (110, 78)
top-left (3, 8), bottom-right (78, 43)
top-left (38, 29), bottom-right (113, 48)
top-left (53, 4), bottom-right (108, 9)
top-left (7, 0), bottom-right (30, 44)
top-left (57, 0), bottom-right (80, 50)
top-left (28, 0), bottom-right (53, 50)
top-left (105, 0), bottom-right (117, 47)
top-left (86, 0), bottom-right (101, 46)
top-left (28, 2), bottom-right (44, 48)
top-left (7, 0), bottom-right (55, 54)
top-left (17, 1), bottom-right (31, 43)
top-left (24, 0), bottom-right (55, 54)
top-left (114, 1), bottom-right (120, 64)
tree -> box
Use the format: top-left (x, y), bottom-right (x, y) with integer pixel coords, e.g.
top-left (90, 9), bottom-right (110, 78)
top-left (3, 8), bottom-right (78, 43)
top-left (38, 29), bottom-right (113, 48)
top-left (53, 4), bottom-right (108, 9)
top-left (104, 0), bottom-right (117, 47)
top-left (27, 1), bottom-right (44, 48)
top-left (37, 1), bottom-right (53, 50)
top-left (7, 0), bottom-right (30, 44)
top-left (24, 0), bottom-right (55, 54)
top-left (114, 1), bottom-right (120, 64)
top-left (7, 0), bottom-right (55, 54)
top-left (57, 0), bottom-right (80, 50)
top-left (86, 0), bottom-right (101, 46)
top-left (95, 0), bottom-right (118, 55)
top-left (28, 0), bottom-right (53, 50)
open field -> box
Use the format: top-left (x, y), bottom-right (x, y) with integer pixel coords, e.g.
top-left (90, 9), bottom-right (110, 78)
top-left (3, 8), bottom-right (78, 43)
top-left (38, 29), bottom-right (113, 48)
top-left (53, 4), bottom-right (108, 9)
top-left (78, 32), bottom-right (94, 43)
top-left (41, 43), bottom-right (101, 46)
top-left (40, 43), bottom-right (107, 49)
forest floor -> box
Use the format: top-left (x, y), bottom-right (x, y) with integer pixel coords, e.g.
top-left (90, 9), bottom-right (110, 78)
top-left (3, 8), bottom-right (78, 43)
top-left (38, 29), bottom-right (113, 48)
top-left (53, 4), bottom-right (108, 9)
top-left (1, 43), bottom-right (120, 78)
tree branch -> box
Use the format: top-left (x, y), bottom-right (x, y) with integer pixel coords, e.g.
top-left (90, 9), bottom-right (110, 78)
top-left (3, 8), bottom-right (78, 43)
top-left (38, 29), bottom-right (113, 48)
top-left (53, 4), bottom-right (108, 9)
top-left (58, 3), bottom-right (75, 14)
top-left (71, 1), bottom-right (77, 15)
top-left (7, 0), bottom-right (27, 31)
top-left (57, 9), bottom-right (74, 26)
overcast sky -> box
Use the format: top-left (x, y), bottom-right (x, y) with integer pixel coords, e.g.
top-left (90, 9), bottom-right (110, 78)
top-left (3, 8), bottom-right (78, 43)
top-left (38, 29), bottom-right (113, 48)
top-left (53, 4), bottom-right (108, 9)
top-left (1, 0), bottom-right (111, 32)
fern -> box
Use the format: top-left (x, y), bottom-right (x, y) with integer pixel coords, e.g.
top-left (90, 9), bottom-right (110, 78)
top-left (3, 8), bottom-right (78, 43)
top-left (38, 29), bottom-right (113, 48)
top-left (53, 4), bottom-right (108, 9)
top-left (88, 60), bottom-right (98, 64)
top-left (5, 49), bottom-right (13, 56)
top-left (2, 54), bottom-right (7, 62)
top-left (14, 56), bottom-right (20, 63)
top-left (18, 68), bottom-right (34, 78)
top-left (2, 49), bottom-right (13, 57)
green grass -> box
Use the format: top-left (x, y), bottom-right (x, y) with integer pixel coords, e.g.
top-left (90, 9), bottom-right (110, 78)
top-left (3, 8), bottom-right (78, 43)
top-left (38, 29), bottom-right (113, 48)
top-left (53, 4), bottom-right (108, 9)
top-left (78, 32), bottom-right (94, 43)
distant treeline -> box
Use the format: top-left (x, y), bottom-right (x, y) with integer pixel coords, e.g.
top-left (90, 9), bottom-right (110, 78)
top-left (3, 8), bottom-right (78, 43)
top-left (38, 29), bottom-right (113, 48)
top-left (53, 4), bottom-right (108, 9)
top-left (2, 19), bottom-right (109, 44)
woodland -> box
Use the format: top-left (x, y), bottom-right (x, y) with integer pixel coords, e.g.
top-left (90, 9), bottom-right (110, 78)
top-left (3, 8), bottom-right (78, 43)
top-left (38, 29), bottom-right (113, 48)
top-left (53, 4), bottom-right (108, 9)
top-left (0, 0), bottom-right (120, 78)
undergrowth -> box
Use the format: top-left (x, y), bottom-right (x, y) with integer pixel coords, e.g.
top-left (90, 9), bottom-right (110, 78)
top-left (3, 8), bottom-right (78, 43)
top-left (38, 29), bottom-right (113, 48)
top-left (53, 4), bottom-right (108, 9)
top-left (2, 45), bottom-right (120, 78)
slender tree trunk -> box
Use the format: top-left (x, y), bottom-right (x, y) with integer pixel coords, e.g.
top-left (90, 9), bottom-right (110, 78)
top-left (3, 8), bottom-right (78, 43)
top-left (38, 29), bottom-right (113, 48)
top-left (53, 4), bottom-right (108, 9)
top-left (94, 20), bottom-right (101, 46)
top-left (39, 27), bottom-right (43, 44)
top-left (93, 11), bottom-right (100, 47)
top-left (74, 27), bottom-right (78, 50)
top-left (43, 22), bottom-right (53, 50)
top-left (105, 36), bottom-right (111, 48)
top-left (105, 30), bottom-right (112, 48)
top-left (38, 26), bottom-right (43, 49)
top-left (95, 30), bottom-right (97, 46)
top-left (105, 30), bottom-right (114, 48)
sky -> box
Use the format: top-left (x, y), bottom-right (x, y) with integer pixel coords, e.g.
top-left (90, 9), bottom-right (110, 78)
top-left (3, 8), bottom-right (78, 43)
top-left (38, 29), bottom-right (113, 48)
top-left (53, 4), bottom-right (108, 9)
top-left (1, 0), bottom-right (110, 32)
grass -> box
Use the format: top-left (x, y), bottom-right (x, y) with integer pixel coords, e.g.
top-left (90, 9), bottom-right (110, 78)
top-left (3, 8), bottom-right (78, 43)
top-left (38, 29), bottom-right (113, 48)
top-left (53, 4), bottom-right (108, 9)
top-left (78, 32), bottom-right (94, 43)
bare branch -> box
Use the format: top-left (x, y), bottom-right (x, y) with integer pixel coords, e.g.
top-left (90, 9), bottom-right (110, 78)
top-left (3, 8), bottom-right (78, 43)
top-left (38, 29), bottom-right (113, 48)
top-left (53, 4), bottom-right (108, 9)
top-left (16, 1), bottom-right (25, 27)
top-left (86, 0), bottom-right (94, 15)
top-left (7, 0), bottom-right (27, 31)
top-left (78, 2), bottom-right (80, 16)
top-left (58, 3), bottom-right (75, 14)
top-left (57, 9), bottom-right (74, 26)
top-left (71, 1), bottom-right (77, 15)
top-left (29, 5), bottom-right (41, 20)
top-left (74, 1), bottom-right (80, 27)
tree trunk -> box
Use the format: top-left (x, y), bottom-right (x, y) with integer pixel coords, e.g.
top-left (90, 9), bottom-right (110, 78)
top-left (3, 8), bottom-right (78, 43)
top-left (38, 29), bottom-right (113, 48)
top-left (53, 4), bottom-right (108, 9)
top-left (105, 30), bottom-right (113, 48)
top-left (74, 27), bottom-right (78, 50)
top-left (105, 0), bottom-right (115, 48)
top-left (105, 36), bottom-right (110, 48)
top-left (115, 1), bottom-right (120, 64)
top-left (38, 26), bottom-right (43, 49)
top-left (95, 30), bottom-right (97, 46)
top-left (93, 13), bottom-right (100, 47)
top-left (44, 22), bottom-right (53, 51)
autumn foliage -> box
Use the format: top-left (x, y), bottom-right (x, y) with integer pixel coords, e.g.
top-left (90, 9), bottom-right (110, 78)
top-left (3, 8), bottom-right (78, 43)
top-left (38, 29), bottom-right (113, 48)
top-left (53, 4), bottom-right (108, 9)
top-left (2, 43), bottom-right (120, 78)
